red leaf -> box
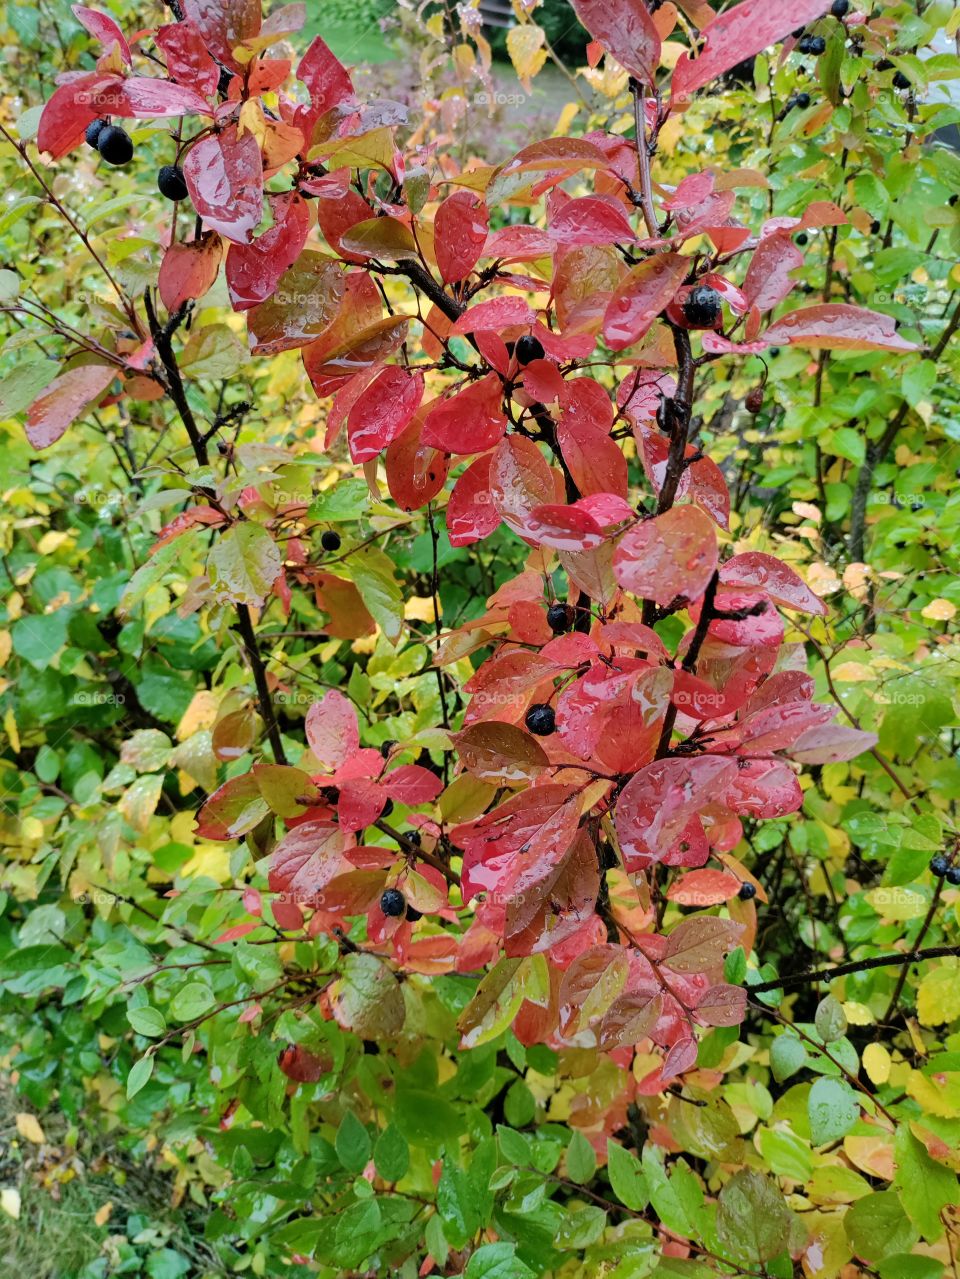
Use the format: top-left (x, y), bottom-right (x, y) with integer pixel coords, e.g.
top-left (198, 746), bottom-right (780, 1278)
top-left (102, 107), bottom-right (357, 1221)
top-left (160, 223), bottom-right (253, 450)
top-left (446, 455), bottom-right (501, 546)
top-left (183, 128), bottom-right (264, 244)
top-left (742, 232), bottom-right (803, 313)
top-left (225, 192), bottom-right (311, 311)
top-left (72, 5), bottom-right (131, 62)
top-left (382, 764), bottom-right (444, 805)
top-left (614, 506), bottom-right (718, 606)
top-left (25, 363), bottom-right (115, 450)
top-left (315, 189), bottom-right (375, 262)
top-left (672, 0), bottom-right (834, 103)
top-left (504, 828), bottom-right (600, 958)
top-left (268, 819), bottom-right (347, 901)
top-left (189, 0), bottom-right (262, 72)
top-left (337, 779), bottom-right (387, 832)
top-left (293, 36), bottom-right (355, 138)
top-left (37, 73), bottom-right (120, 159)
top-left (305, 690), bottom-right (359, 772)
top-left (155, 21), bottom-right (219, 97)
top-left (603, 253), bottom-right (689, 350)
top-left (557, 414), bottom-right (628, 499)
top-left (434, 191), bottom-right (489, 284)
top-left (113, 78), bottom-right (214, 118)
top-left (385, 411), bottom-right (450, 513)
top-left (570, 0), bottom-right (661, 84)
top-left (667, 869), bottom-right (742, 906)
top-left (764, 303), bottom-right (918, 351)
top-left (695, 983), bottom-right (747, 1027)
top-left (490, 435), bottom-right (556, 539)
top-left (721, 759), bottom-right (802, 819)
top-left (150, 505), bottom-right (225, 554)
top-left (719, 552), bottom-right (826, 615)
top-left (523, 503), bottom-right (605, 551)
top-left (789, 724), bottom-right (878, 764)
top-left (158, 233), bottom-right (224, 312)
top-left (452, 297), bottom-right (537, 336)
top-left (420, 374), bottom-right (507, 455)
top-left (663, 915), bottom-right (743, 973)
top-left (195, 773), bottom-right (270, 841)
top-left (277, 1044), bottom-right (331, 1083)
top-left (557, 664), bottom-right (672, 774)
top-left (551, 195), bottom-right (638, 248)
top-left (615, 757), bottom-right (738, 869)
top-left (347, 366), bottom-right (424, 463)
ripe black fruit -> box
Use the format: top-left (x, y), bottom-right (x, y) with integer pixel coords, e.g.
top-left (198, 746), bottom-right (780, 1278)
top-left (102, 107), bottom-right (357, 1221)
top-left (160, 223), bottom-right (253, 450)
top-left (795, 91), bottom-right (811, 108)
top-left (798, 35), bottom-right (826, 54)
top-left (796, 232), bottom-right (809, 245)
top-left (525, 704), bottom-right (556, 736)
top-left (515, 334), bottom-right (545, 365)
top-left (745, 387), bottom-right (764, 414)
top-left (738, 882), bottom-right (757, 901)
top-left (406, 830), bottom-right (422, 846)
top-left (85, 118), bottom-right (107, 149)
top-left (930, 854), bottom-right (950, 878)
top-left (946, 866), bottom-right (960, 887)
top-left (892, 70), bottom-right (910, 89)
top-left (158, 164), bottom-right (188, 201)
top-left (547, 602), bottom-right (575, 634)
top-left (380, 888), bottom-right (406, 917)
top-left (321, 530), bottom-right (341, 552)
top-left (406, 905), bottom-right (423, 922)
top-left (97, 124), bottom-right (133, 166)
top-left (831, 0), bottom-right (849, 15)
top-left (870, 219), bottom-right (881, 233)
top-left (683, 285), bottom-right (722, 328)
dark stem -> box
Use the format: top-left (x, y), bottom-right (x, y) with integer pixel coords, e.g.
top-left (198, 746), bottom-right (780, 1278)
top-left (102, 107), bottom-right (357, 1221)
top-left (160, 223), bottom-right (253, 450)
top-left (751, 942), bottom-right (958, 993)
top-left (235, 604), bottom-right (288, 765)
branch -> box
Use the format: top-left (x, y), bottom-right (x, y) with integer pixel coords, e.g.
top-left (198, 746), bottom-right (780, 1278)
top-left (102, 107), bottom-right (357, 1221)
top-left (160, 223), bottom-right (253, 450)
top-left (630, 79), bottom-right (659, 239)
top-left (234, 604), bottom-right (288, 766)
top-left (375, 818), bottom-right (460, 886)
top-left (751, 943), bottom-right (959, 993)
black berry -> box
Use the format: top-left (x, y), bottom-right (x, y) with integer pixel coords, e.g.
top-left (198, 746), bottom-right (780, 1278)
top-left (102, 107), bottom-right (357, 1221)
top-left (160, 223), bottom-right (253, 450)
top-left (406, 905), bottom-right (423, 922)
top-left (321, 530), bottom-right (341, 552)
top-left (745, 387), bottom-right (764, 414)
top-left (950, 194), bottom-right (958, 207)
top-left (547, 602), bottom-right (575, 634)
top-left (870, 219), bottom-right (882, 233)
top-left (683, 285), bottom-right (722, 328)
top-left (795, 91), bottom-right (811, 108)
top-left (96, 124), bottom-right (133, 167)
top-left (380, 888), bottom-right (406, 917)
top-left (798, 35), bottom-right (826, 55)
top-left (876, 58), bottom-right (893, 72)
top-left (515, 334), bottom-right (545, 365)
top-left (946, 866), bottom-right (960, 887)
top-left (892, 71), bottom-right (910, 89)
top-left (831, 0), bottom-right (849, 15)
top-left (930, 855), bottom-right (950, 878)
top-left (796, 232), bottom-right (809, 245)
top-left (158, 164), bottom-right (188, 202)
top-left (525, 704), bottom-right (556, 736)
top-left (769, 347), bottom-right (781, 357)
top-left (738, 882), bottom-right (757, 901)
top-left (406, 830), bottom-right (422, 846)
top-left (85, 118), bottom-right (107, 149)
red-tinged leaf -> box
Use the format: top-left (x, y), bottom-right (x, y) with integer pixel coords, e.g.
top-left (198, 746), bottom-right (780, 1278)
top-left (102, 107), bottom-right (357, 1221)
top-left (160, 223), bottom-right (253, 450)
top-left (214, 921), bottom-right (260, 944)
top-left (315, 190), bottom-right (375, 262)
top-left (742, 232), bottom-right (803, 313)
top-left (721, 759), bottom-right (802, 819)
top-left (225, 193), bottom-right (311, 311)
top-left (253, 763), bottom-right (321, 818)
top-left (435, 191), bottom-right (489, 284)
top-left (694, 984), bottom-right (748, 1027)
top-left (557, 664), bottom-right (672, 775)
top-left (504, 829), bottom-right (600, 958)
top-left (420, 374), bottom-right (507, 455)
top-left (277, 1044), bottom-right (331, 1082)
top-left (720, 552), bottom-right (826, 615)
top-left (671, 670), bottom-right (739, 720)
top-left (385, 411), bottom-right (450, 513)
top-left (488, 137), bottom-right (612, 203)
top-left (764, 303), bottom-right (918, 351)
top-left (381, 764), bottom-right (443, 805)
top-left (603, 253), bottom-right (689, 350)
top-left (183, 128), bottom-right (264, 244)
top-left (25, 363), bottom-right (115, 449)
top-left (247, 252), bottom-right (344, 355)
top-left (268, 819), bottom-right (348, 901)
top-left (700, 332), bottom-right (771, 356)
top-left (663, 915), bottom-right (743, 973)
top-left (159, 233), bottom-right (224, 312)
top-left (305, 315), bottom-right (409, 386)
top-left (788, 724), bottom-right (878, 765)
top-left (599, 989), bottom-right (663, 1050)
top-left (151, 505), bottom-right (225, 554)
top-left (347, 366), bottom-right (424, 463)
top-left (560, 945), bottom-right (629, 1033)
top-left (716, 700), bottom-right (835, 755)
top-left (490, 434), bottom-right (555, 539)
top-left (523, 503), bottom-right (605, 552)
top-left (482, 224), bottom-right (555, 262)
top-left (293, 36), bottom-right (355, 137)
top-left (464, 648), bottom-right (558, 706)
top-left (113, 78), bottom-right (214, 119)
top-left (189, 0), bottom-right (262, 71)
top-left (339, 217), bottom-right (418, 263)
top-left (37, 73), bottom-right (120, 159)
top-left (569, 0), bottom-right (661, 84)
top-left (452, 297), bottom-right (537, 336)
top-left (155, 21), bottom-right (219, 96)
top-left (72, 5), bottom-right (130, 61)
top-left (520, 358), bottom-right (565, 405)
top-left (453, 722), bottom-right (550, 785)
top-left (615, 757), bottom-right (738, 868)
top-left (447, 455), bottom-right (501, 546)
top-left (667, 869), bottom-right (742, 906)
top-left (551, 195), bottom-right (638, 248)
top-left (195, 773), bottom-right (270, 841)
top-left (672, 0), bottom-right (833, 103)
top-left (305, 690), bottom-right (359, 772)
top-left (614, 505), bottom-right (718, 607)
top-left (577, 493), bottom-right (635, 528)
top-left (558, 416), bottom-right (628, 500)
top-left (338, 778), bottom-right (388, 831)
top-left (660, 1036), bottom-right (698, 1082)
top-left (663, 171), bottom-right (715, 210)
top-left (333, 749), bottom-right (383, 784)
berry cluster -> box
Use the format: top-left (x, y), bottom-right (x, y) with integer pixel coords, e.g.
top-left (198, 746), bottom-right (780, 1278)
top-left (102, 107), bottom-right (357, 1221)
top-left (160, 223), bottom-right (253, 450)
top-left (85, 119), bottom-right (189, 202)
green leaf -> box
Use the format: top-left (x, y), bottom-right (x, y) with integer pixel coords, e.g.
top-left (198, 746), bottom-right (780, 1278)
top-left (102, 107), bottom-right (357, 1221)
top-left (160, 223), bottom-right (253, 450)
top-left (606, 1140), bottom-right (648, 1211)
top-left (814, 995), bottom-right (848, 1044)
top-left (465, 1242), bottom-right (535, 1279)
top-left (207, 523), bottom-right (283, 609)
top-left (126, 1055), bottom-right (154, 1099)
top-left (335, 1111), bottom-right (371, 1174)
top-left (169, 982), bottom-right (215, 1022)
top-left (716, 1170), bottom-right (793, 1265)
top-left (894, 1126), bottom-right (957, 1241)
top-left (309, 477), bottom-right (371, 522)
top-left (566, 1130), bottom-right (596, 1184)
top-left (845, 1190), bottom-right (917, 1264)
top-left (373, 1125), bottom-right (409, 1183)
top-left (127, 1007), bottom-right (166, 1038)
top-left (770, 1034), bottom-right (807, 1082)
top-left (808, 1078), bottom-right (860, 1146)
top-left (342, 544), bottom-right (404, 643)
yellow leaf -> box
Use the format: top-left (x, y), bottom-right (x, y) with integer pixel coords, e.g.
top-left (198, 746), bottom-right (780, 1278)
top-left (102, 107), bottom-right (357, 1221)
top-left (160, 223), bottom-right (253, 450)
top-left (507, 24), bottom-right (547, 91)
top-left (0, 630), bottom-right (10, 667)
top-left (1, 1188), bottom-right (20, 1220)
top-left (94, 1201), bottom-right (113, 1227)
top-left (793, 500), bottom-right (821, 523)
top-left (404, 596), bottom-right (439, 624)
top-left (37, 530), bottom-right (71, 554)
top-left (16, 1112), bottom-right (45, 1143)
top-left (921, 598), bottom-right (956, 622)
top-left (842, 1001), bottom-right (874, 1026)
top-left (917, 960), bottom-right (960, 1026)
top-left (862, 1043), bottom-right (890, 1085)
top-left (831, 662), bottom-right (875, 682)
top-left (865, 886), bottom-right (928, 921)
top-left (4, 707), bottom-right (19, 754)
